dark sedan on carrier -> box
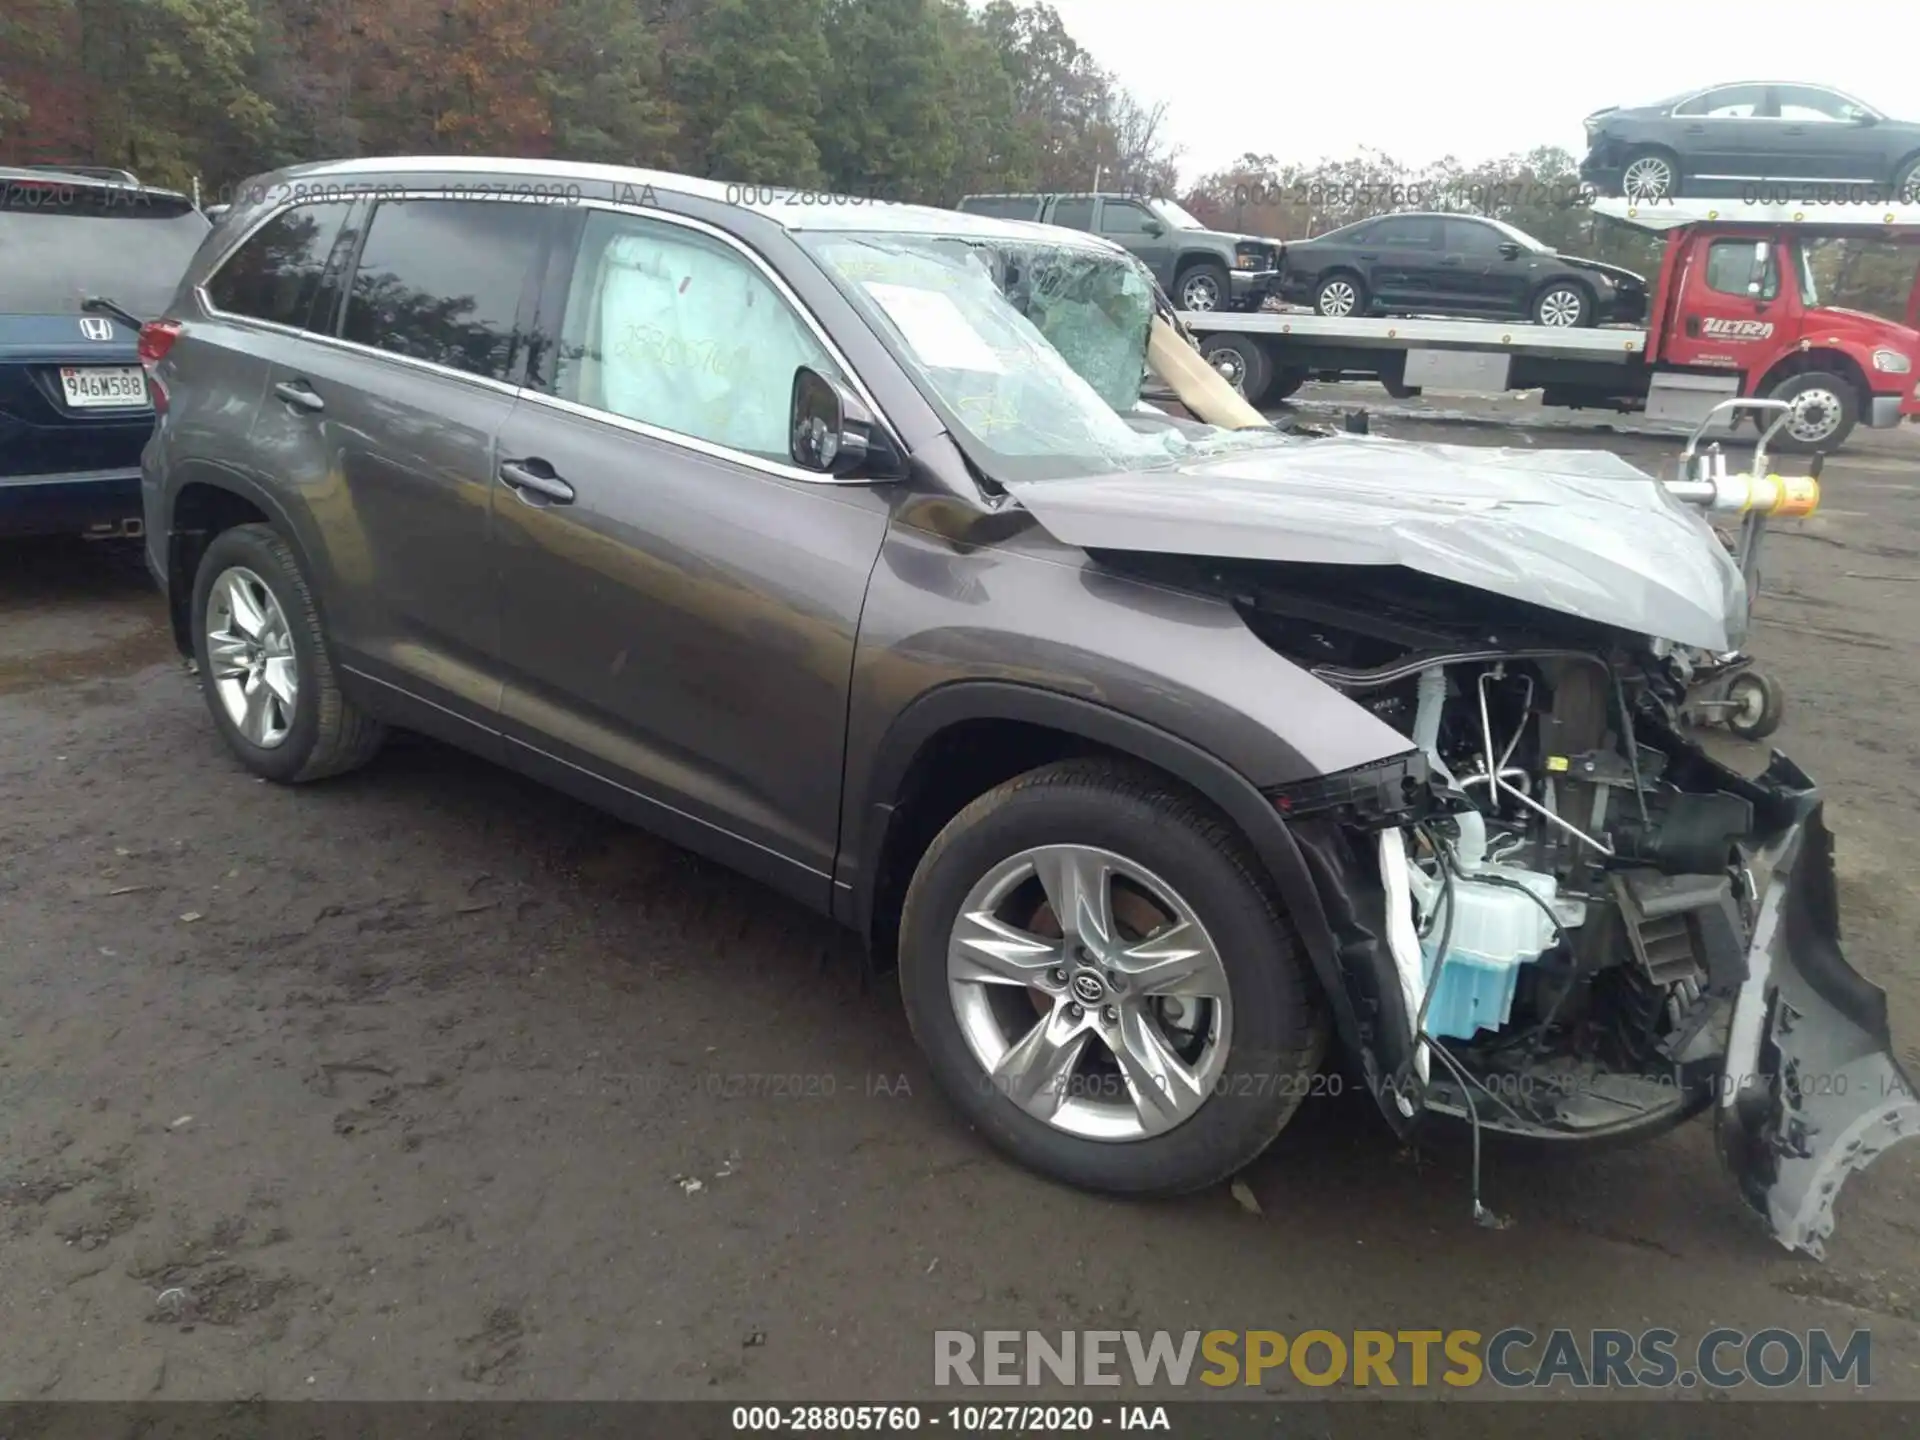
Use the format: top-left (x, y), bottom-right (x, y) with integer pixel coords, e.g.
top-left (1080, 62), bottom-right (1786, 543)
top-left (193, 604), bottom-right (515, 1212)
top-left (1581, 82), bottom-right (1920, 203)
top-left (1277, 213), bottom-right (1647, 327)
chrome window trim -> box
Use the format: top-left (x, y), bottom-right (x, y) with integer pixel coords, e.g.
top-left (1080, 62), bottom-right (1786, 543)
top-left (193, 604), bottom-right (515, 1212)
top-left (514, 389), bottom-right (860, 486)
top-left (193, 281), bottom-right (525, 399)
top-left (197, 188), bottom-right (533, 396)
top-left (527, 197), bottom-right (908, 486)
top-left (1670, 82), bottom-right (1880, 122)
top-left (198, 185), bottom-right (912, 486)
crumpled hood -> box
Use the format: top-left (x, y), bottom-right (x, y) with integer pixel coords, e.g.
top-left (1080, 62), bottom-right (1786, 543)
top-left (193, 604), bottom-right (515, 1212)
top-left (1003, 434), bottom-right (1748, 651)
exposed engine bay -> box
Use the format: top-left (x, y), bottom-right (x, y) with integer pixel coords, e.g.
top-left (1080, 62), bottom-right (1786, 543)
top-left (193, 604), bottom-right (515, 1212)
top-left (1223, 564), bottom-right (1753, 1133)
top-left (1081, 551), bottom-right (1920, 1257)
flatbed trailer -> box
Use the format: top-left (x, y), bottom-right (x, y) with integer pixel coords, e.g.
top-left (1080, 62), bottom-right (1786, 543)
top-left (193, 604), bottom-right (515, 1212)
top-left (1186, 197), bottom-right (1920, 452)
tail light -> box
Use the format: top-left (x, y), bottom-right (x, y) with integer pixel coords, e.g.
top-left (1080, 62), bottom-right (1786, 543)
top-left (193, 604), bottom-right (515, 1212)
top-left (138, 319), bottom-right (182, 412)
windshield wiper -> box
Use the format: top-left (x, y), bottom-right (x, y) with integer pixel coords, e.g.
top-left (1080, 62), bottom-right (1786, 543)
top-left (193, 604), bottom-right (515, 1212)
top-left (81, 295), bottom-right (145, 331)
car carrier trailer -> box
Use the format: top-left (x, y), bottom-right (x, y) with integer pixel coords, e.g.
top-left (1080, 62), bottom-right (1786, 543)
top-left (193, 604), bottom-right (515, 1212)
top-left (1187, 197), bottom-right (1920, 452)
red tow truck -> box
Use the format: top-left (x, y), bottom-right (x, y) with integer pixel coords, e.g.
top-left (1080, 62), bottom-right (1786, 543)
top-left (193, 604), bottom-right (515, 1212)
top-left (1186, 197), bottom-right (1920, 452)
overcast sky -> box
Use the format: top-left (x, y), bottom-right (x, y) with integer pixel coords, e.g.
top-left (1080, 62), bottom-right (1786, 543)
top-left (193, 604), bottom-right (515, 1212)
top-left (1035, 0), bottom-right (1916, 182)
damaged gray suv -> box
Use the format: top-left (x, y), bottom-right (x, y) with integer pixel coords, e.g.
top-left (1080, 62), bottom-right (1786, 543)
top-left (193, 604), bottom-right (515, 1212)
top-left (142, 158), bottom-right (1915, 1258)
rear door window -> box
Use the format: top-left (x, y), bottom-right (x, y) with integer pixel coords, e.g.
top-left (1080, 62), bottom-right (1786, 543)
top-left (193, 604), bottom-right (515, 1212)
top-left (1675, 85), bottom-right (1766, 118)
top-left (340, 199), bottom-right (550, 383)
top-left (1371, 216), bottom-right (1442, 249)
top-left (962, 196), bottom-right (1043, 220)
top-left (0, 180), bottom-right (210, 317)
top-left (1048, 198), bottom-right (1096, 231)
top-left (203, 201), bottom-right (353, 329)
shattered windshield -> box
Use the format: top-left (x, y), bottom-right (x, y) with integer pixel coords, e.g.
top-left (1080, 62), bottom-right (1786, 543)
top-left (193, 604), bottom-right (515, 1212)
top-left (801, 232), bottom-right (1288, 481)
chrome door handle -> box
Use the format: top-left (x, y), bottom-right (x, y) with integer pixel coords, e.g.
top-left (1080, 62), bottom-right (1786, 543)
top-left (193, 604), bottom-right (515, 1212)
top-left (499, 459), bottom-right (575, 504)
top-left (272, 380), bottom-right (324, 413)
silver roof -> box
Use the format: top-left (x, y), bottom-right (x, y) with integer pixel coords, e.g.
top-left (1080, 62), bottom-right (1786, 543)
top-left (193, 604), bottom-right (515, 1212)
top-left (293, 155), bottom-right (1125, 253)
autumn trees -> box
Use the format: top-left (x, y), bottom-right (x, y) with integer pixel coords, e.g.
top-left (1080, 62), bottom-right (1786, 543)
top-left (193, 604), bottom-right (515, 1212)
top-left (0, 0), bottom-right (1179, 204)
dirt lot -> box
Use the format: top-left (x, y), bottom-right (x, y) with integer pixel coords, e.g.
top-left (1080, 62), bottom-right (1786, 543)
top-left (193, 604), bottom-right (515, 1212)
top-left (3, 403), bottom-right (1919, 1402)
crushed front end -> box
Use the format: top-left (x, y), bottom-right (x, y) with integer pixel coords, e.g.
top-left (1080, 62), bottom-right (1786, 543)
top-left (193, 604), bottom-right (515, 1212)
top-left (1240, 564), bottom-right (1919, 1257)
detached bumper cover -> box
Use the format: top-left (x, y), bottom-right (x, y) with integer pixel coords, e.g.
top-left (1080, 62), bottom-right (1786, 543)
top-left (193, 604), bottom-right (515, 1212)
top-left (1719, 757), bottom-right (1920, 1259)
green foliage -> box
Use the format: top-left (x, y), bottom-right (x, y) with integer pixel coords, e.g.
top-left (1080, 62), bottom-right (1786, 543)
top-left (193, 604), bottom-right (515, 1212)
top-left (672, 0), bottom-right (829, 183)
top-left (4, 0), bottom-right (1156, 202)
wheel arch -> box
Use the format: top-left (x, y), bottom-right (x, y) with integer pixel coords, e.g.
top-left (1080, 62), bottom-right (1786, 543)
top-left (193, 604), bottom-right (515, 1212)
top-left (1754, 348), bottom-right (1870, 405)
top-left (843, 681), bottom-right (1364, 1057)
top-left (161, 465), bottom-right (309, 658)
top-left (1173, 249), bottom-right (1230, 279)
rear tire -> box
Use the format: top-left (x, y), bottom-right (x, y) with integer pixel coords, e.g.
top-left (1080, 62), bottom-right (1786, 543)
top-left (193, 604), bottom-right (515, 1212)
top-left (897, 760), bottom-right (1329, 1197)
top-left (1315, 272), bottom-right (1367, 318)
top-left (1200, 333), bottom-right (1272, 405)
top-left (190, 522), bottom-right (385, 783)
top-left (1621, 149), bottom-right (1678, 201)
top-left (1895, 156), bottom-right (1920, 205)
top-left (1767, 370), bottom-right (1859, 454)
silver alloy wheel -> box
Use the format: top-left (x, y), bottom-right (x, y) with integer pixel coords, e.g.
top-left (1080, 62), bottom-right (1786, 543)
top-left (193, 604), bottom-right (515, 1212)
top-left (1317, 279), bottom-right (1358, 317)
top-left (1536, 287), bottom-right (1584, 326)
top-left (1181, 273), bottom-right (1222, 311)
top-left (1784, 386), bottom-right (1844, 445)
top-left (1622, 156), bottom-right (1674, 200)
top-left (206, 565), bottom-right (299, 749)
top-left (1208, 347), bottom-right (1247, 393)
top-left (946, 844), bottom-right (1234, 1142)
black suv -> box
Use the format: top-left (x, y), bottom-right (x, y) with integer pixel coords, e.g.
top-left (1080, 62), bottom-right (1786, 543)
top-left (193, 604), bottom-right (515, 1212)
top-left (0, 167), bottom-right (209, 538)
top-left (957, 192), bottom-right (1278, 313)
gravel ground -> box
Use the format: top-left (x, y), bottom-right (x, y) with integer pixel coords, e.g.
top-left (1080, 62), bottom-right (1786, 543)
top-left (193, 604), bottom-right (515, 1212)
top-left (3, 407), bottom-right (1919, 1403)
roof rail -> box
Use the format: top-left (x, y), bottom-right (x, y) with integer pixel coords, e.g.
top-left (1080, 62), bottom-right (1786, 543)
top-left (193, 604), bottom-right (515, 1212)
top-left (20, 163), bottom-right (143, 186)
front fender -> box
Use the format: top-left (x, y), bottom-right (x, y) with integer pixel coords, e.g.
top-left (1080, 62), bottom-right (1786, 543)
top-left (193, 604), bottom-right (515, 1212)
top-left (837, 512), bottom-right (1422, 1094)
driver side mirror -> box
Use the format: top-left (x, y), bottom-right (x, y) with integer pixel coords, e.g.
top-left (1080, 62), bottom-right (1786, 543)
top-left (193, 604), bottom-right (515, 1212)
top-left (1497, 241), bottom-right (1522, 260)
top-left (1747, 240), bottom-right (1770, 297)
top-left (790, 366), bottom-right (898, 479)
top-left (1142, 219), bottom-right (1166, 237)
top-left (1849, 108), bottom-right (1877, 126)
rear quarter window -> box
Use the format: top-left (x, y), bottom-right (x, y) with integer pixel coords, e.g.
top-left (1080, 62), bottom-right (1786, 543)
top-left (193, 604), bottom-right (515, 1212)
top-left (203, 201), bottom-right (355, 329)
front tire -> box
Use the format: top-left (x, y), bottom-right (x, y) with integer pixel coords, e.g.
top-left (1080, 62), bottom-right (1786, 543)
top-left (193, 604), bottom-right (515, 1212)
top-left (190, 522), bottom-right (385, 783)
top-left (1767, 370), bottom-right (1859, 454)
top-left (897, 760), bottom-right (1328, 1197)
top-left (1176, 262), bottom-right (1231, 313)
